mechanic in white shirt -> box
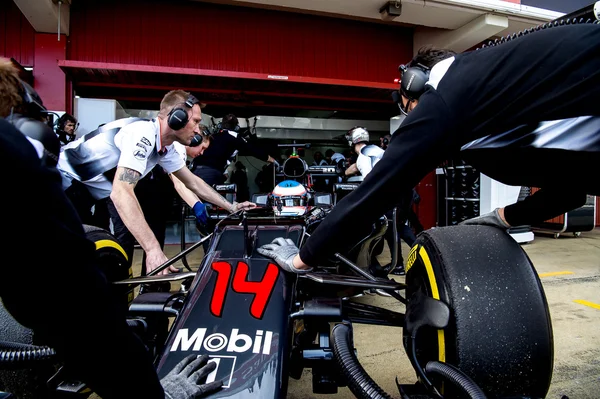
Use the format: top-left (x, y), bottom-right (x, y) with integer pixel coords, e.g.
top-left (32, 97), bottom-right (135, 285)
top-left (343, 127), bottom-right (384, 179)
top-left (58, 90), bottom-right (255, 274)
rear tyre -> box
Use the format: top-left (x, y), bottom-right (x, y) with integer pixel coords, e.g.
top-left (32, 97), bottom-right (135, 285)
top-left (403, 225), bottom-right (553, 398)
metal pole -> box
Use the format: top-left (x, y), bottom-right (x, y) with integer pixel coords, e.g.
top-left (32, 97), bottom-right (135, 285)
top-left (57, 1), bottom-right (61, 41)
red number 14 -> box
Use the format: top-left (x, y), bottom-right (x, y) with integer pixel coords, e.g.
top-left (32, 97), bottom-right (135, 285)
top-left (210, 261), bottom-right (280, 320)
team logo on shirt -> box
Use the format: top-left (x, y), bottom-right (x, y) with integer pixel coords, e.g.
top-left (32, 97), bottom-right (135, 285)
top-left (140, 137), bottom-right (151, 146)
top-left (133, 148), bottom-right (147, 160)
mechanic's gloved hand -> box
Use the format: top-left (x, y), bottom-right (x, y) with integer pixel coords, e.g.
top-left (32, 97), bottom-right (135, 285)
top-left (193, 201), bottom-right (209, 236)
top-left (161, 354), bottom-right (223, 399)
top-left (460, 208), bottom-right (511, 229)
top-left (193, 201), bottom-right (208, 225)
top-left (257, 237), bottom-right (313, 274)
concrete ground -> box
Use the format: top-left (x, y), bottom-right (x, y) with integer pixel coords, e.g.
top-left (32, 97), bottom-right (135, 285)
top-left (132, 227), bottom-right (600, 399)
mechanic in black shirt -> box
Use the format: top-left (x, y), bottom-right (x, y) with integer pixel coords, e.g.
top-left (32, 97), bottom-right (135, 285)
top-left (0, 58), bottom-right (219, 399)
top-left (192, 113), bottom-right (277, 186)
top-left (55, 112), bottom-right (78, 146)
top-left (258, 23), bottom-right (600, 273)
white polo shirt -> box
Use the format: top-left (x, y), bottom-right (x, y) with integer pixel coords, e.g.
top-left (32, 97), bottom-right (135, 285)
top-left (58, 118), bottom-right (185, 199)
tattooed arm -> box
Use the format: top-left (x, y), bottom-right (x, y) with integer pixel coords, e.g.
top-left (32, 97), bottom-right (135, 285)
top-left (110, 166), bottom-right (178, 275)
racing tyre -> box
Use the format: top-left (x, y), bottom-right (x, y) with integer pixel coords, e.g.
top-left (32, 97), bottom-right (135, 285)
top-left (83, 225), bottom-right (133, 308)
top-left (0, 226), bottom-right (130, 398)
top-left (403, 225), bottom-right (553, 398)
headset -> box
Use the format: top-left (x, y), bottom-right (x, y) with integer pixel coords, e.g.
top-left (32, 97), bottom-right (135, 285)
top-left (167, 94), bottom-right (200, 130)
top-left (398, 63), bottom-right (430, 101)
top-left (216, 121), bottom-right (240, 132)
top-left (382, 136), bottom-right (390, 147)
top-left (8, 80), bottom-right (60, 166)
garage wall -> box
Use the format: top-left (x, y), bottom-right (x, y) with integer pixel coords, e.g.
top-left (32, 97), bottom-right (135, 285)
top-left (68, 0), bottom-right (413, 84)
top-left (0, 0), bottom-right (35, 66)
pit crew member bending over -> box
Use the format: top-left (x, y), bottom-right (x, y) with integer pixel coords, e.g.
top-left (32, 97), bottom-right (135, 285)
top-left (0, 58), bottom-right (220, 399)
top-left (58, 90), bottom-right (256, 274)
top-left (258, 23), bottom-right (600, 272)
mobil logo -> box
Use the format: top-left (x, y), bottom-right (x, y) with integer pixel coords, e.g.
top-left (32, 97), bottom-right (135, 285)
top-left (170, 328), bottom-right (274, 355)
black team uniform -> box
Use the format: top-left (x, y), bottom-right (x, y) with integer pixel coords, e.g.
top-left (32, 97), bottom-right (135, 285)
top-left (300, 24), bottom-right (600, 266)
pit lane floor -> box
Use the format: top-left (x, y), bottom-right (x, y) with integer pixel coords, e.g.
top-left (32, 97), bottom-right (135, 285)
top-left (129, 227), bottom-right (600, 399)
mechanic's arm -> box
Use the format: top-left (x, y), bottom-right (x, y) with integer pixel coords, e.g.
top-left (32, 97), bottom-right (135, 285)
top-left (344, 163), bottom-right (359, 176)
top-left (296, 90), bottom-right (456, 268)
top-left (110, 166), bottom-right (178, 275)
top-left (170, 173), bottom-right (199, 208)
top-left (172, 166), bottom-right (256, 212)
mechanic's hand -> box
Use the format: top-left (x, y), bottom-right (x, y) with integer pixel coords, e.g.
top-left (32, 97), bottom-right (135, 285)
top-left (459, 208), bottom-right (510, 229)
top-left (232, 201), bottom-right (257, 213)
top-left (161, 354), bottom-right (223, 399)
top-left (146, 248), bottom-right (180, 276)
top-left (257, 237), bottom-right (313, 274)
top-left (193, 201), bottom-right (210, 236)
top-left (193, 201), bottom-right (208, 225)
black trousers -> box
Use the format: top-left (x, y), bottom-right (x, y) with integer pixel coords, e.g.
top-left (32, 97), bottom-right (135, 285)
top-left (64, 179), bottom-right (110, 230)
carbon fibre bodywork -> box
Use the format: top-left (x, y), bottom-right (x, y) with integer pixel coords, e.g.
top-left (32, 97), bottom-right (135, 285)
top-left (156, 219), bottom-right (304, 398)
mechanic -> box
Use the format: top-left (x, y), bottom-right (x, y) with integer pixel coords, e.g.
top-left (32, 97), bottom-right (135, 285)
top-left (55, 112), bottom-right (78, 146)
top-left (258, 23), bottom-right (600, 273)
top-left (171, 131), bottom-right (213, 236)
top-left (0, 58), bottom-right (220, 399)
top-left (191, 113), bottom-right (278, 186)
top-left (58, 90), bottom-right (256, 275)
top-left (325, 148), bottom-right (345, 167)
top-left (344, 126), bottom-right (415, 276)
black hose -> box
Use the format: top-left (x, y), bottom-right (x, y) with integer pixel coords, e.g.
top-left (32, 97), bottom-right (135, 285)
top-left (425, 361), bottom-right (488, 399)
top-left (0, 341), bottom-right (57, 368)
top-left (331, 323), bottom-right (393, 399)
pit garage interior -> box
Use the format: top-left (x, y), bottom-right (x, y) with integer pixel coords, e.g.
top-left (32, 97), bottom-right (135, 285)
top-left (2, 0), bottom-right (600, 398)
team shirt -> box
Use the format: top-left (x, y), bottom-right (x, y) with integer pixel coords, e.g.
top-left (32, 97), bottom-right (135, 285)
top-left (356, 144), bottom-right (385, 178)
top-left (58, 118), bottom-right (185, 199)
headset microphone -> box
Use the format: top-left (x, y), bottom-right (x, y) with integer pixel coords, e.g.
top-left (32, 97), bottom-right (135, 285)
top-left (391, 90), bottom-right (402, 112)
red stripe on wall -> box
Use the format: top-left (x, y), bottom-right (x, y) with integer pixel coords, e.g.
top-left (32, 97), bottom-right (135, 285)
top-left (0, 0), bottom-right (35, 66)
top-left (68, 0), bottom-right (413, 84)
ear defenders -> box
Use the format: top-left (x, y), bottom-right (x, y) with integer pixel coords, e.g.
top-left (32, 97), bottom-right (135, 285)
top-left (167, 94), bottom-right (200, 130)
top-left (382, 136), bottom-right (389, 147)
top-left (216, 121), bottom-right (240, 132)
top-left (189, 133), bottom-right (203, 147)
top-left (398, 64), bottom-right (430, 101)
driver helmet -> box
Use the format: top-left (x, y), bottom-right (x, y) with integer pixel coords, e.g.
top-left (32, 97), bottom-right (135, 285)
top-left (271, 180), bottom-right (309, 215)
top-left (345, 126), bottom-right (369, 147)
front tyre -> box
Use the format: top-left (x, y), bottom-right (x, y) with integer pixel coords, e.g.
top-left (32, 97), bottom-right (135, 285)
top-left (404, 225), bottom-right (553, 398)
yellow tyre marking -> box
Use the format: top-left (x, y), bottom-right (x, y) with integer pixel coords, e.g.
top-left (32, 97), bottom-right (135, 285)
top-left (418, 246), bottom-right (445, 362)
top-left (574, 300), bottom-right (600, 310)
top-left (95, 239), bottom-right (129, 261)
top-left (538, 271), bottom-right (573, 278)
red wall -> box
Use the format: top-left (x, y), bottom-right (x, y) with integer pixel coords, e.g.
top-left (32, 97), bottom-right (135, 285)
top-left (34, 34), bottom-right (67, 111)
top-left (68, 0), bottom-right (413, 84)
top-left (0, 0), bottom-right (35, 66)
